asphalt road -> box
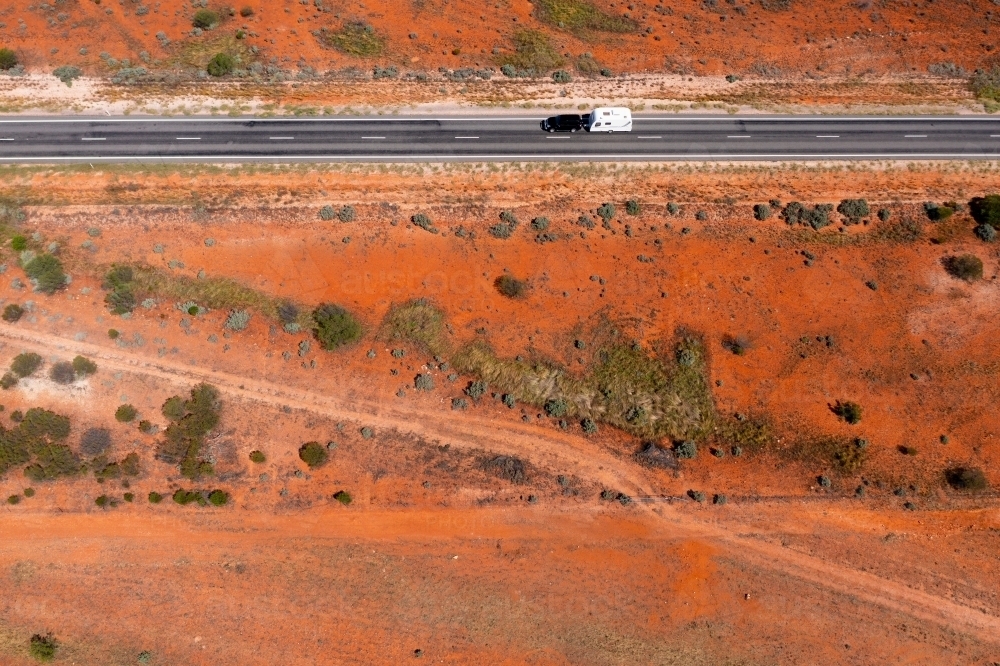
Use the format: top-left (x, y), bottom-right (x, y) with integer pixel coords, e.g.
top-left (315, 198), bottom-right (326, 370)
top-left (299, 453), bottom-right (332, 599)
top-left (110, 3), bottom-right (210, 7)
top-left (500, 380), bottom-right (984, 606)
top-left (2, 116), bottom-right (1000, 162)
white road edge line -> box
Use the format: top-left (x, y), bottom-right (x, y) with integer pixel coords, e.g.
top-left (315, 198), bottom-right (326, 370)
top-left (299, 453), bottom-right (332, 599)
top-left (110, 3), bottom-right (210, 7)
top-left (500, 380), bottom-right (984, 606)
top-left (637, 136), bottom-right (662, 139)
top-left (176, 137), bottom-right (201, 140)
top-left (727, 135), bottom-right (752, 138)
top-left (454, 136), bottom-right (479, 139)
top-left (816, 135), bottom-right (840, 138)
top-left (362, 136), bottom-right (386, 139)
top-left (904, 135), bottom-right (927, 138)
top-left (81, 137), bottom-right (106, 141)
top-left (269, 136), bottom-right (294, 140)
top-left (2, 116), bottom-right (1000, 123)
top-left (3, 153), bottom-right (998, 162)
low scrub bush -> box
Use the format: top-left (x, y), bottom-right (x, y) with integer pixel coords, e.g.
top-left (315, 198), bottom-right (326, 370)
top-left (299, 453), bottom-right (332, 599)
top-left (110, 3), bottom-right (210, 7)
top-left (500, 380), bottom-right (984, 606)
top-left (225, 309), bottom-right (250, 331)
top-left (313, 304), bottom-right (362, 350)
top-left (414, 373), bottom-right (435, 391)
top-left (944, 466), bottom-right (987, 491)
top-left (72, 355), bottom-right (97, 377)
top-left (192, 9), bottom-right (218, 28)
top-left (490, 211), bottom-right (519, 239)
top-left (411, 213), bottom-right (434, 231)
top-left (249, 450), bottom-right (266, 463)
top-left (481, 455), bottom-right (527, 483)
top-left (23, 254), bottom-right (67, 294)
top-left (155, 384), bottom-right (221, 480)
top-left (48, 361), bottom-right (76, 385)
top-left (333, 490), bottom-right (352, 505)
top-left (319, 205), bottom-right (336, 221)
top-left (2, 303), bottom-right (23, 322)
top-left (148, 491), bottom-right (163, 503)
top-left (207, 489), bottom-right (229, 506)
top-left (753, 204), bottom-right (771, 221)
top-left (115, 404), bottom-right (138, 423)
top-left (674, 440), bottom-right (697, 459)
top-left (544, 398), bottom-right (568, 417)
top-left (975, 224), bottom-right (997, 242)
top-left (625, 199), bottom-right (641, 216)
top-left (79, 428), bottom-right (111, 456)
top-left (782, 202), bottom-right (834, 230)
top-left (496, 30), bottom-right (563, 73)
top-left (969, 194), bottom-right (1000, 227)
top-left (52, 65), bottom-right (82, 86)
top-left (832, 400), bottom-right (862, 425)
top-left (11, 352), bottom-right (43, 378)
top-left (597, 202), bottom-right (615, 223)
top-left (494, 275), bottom-right (527, 299)
top-left (534, 0), bottom-right (638, 34)
top-left (943, 254), bottom-right (983, 282)
top-left (103, 265), bottom-right (136, 315)
top-left (531, 217), bottom-right (550, 231)
top-left (926, 203), bottom-right (953, 221)
top-left (299, 441), bottom-right (328, 468)
top-left (552, 70), bottom-right (571, 83)
top-left (30, 633), bottom-right (57, 661)
top-left (207, 53), bottom-right (235, 77)
top-left (379, 299), bottom-right (448, 358)
top-left (326, 22), bottom-right (384, 56)
top-left (465, 380), bottom-right (488, 400)
top-left (0, 372), bottom-right (17, 390)
top-left (0, 48), bottom-right (18, 71)
top-left (837, 198), bottom-right (869, 224)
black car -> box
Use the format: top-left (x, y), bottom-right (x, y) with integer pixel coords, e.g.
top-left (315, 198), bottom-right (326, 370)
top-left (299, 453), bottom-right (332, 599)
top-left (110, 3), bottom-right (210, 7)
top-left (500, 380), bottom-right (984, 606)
top-left (541, 114), bottom-right (587, 132)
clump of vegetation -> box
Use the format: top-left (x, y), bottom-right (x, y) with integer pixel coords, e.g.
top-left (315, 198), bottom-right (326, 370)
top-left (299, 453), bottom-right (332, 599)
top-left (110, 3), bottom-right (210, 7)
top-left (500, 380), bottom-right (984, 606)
top-left (625, 199), bottom-right (641, 216)
top-left (465, 380), bottom-right (488, 400)
top-left (534, 0), bottom-right (638, 34)
top-left (192, 9), bottom-right (219, 28)
top-left (944, 466), bottom-right (987, 491)
top-left (103, 265), bottom-right (137, 315)
top-left (552, 70), bottom-right (571, 83)
top-left (834, 437), bottom-right (868, 473)
top-left (721, 334), bottom-right (751, 356)
top-left (333, 490), bottom-right (352, 505)
top-left (224, 309), bottom-right (251, 331)
top-left (72, 356), bottom-right (97, 377)
top-left (249, 450), bottom-right (266, 463)
top-left (312, 304), bottom-right (362, 350)
top-left (2, 303), bottom-right (24, 322)
top-left (969, 194), bottom-right (1000, 227)
top-left (832, 400), bottom-right (862, 425)
top-left (2, 407), bottom-right (77, 481)
top-left (299, 441), bottom-right (328, 468)
top-left (48, 361), bottom-right (76, 385)
top-left (455, 335), bottom-right (714, 442)
top-left (115, 404), bottom-right (138, 423)
top-left (23, 254), bottom-right (67, 294)
top-left (0, 47), bottom-right (18, 71)
top-left (837, 198), bottom-right (869, 224)
top-left (482, 455), bottom-right (528, 483)
top-left (29, 633), bottom-right (57, 662)
top-left (325, 22), bottom-right (384, 56)
top-left (155, 384), bottom-right (221, 480)
top-left (414, 373), bottom-right (435, 391)
top-left (943, 254), bottom-right (984, 282)
top-left (0, 373), bottom-right (17, 390)
top-left (970, 67), bottom-right (1000, 110)
top-left (782, 202), bottom-right (834, 230)
top-left (494, 275), bottom-right (528, 299)
top-left (496, 30), bottom-right (563, 73)
top-left (80, 428), bottom-right (112, 456)
top-left (753, 204), bottom-right (772, 221)
top-left (490, 211), bottom-right (520, 239)
top-left (674, 440), bottom-right (697, 459)
top-left (597, 202), bottom-right (616, 224)
top-left (379, 299), bottom-right (449, 358)
top-left (207, 52), bottom-right (235, 77)
top-left (148, 491), bottom-right (163, 503)
top-left (52, 65), bottom-right (82, 87)
top-left (925, 202), bottom-right (953, 221)
top-left (11, 352), bottom-right (43, 378)
top-left (207, 489), bottom-right (229, 506)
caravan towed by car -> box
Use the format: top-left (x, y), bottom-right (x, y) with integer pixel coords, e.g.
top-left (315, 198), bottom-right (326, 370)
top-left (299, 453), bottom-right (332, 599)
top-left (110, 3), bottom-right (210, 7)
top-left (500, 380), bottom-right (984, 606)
top-left (540, 107), bottom-right (632, 133)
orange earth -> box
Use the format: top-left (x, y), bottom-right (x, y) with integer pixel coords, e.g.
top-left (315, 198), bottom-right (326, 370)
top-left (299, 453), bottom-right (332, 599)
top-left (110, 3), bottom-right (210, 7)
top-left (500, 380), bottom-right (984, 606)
top-left (0, 0), bottom-right (998, 79)
top-left (0, 161), bottom-right (999, 663)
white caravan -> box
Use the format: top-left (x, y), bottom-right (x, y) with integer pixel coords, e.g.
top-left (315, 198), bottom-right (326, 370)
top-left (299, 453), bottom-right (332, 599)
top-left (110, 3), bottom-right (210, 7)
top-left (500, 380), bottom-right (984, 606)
top-left (587, 107), bottom-right (632, 132)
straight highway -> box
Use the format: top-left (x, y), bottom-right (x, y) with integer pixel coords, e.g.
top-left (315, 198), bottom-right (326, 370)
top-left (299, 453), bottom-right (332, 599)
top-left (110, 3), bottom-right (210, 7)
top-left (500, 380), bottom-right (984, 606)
top-left (1, 116), bottom-right (999, 162)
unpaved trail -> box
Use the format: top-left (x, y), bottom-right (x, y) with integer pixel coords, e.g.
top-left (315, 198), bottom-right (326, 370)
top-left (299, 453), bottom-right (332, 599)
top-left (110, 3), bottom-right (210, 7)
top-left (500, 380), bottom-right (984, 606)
top-left (4, 326), bottom-right (1000, 646)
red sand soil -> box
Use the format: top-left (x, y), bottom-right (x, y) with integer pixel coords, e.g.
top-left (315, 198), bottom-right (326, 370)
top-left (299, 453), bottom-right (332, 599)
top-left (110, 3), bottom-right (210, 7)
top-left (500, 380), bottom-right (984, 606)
top-left (0, 0), bottom-right (997, 78)
top-left (1, 162), bottom-right (999, 663)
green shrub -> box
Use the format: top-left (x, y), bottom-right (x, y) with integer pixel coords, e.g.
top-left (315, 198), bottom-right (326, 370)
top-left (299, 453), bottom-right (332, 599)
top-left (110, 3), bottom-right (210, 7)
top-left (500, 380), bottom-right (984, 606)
top-left (1, 372), bottom-right (17, 390)
top-left (10, 234), bottom-right (28, 251)
top-left (108, 329), bottom-right (120, 339)
top-left (674, 440), bottom-right (697, 459)
top-left (927, 204), bottom-right (953, 221)
top-left (531, 217), bottom-right (550, 231)
top-left (581, 417), bottom-right (597, 434)
top-left (379, 299), bottom-right (448, 358)
top-left (969, 194), bottom-right (1000, 227)
top-left (832, 400), bottom-right (862, 425)
top-left (0, 47), bottom-right (17, 71)
top-left (319, 205), bottom-right (336, 221)
top-left (49, 361), bottom-right (76, 385)
top-left (490, 211), bottom-right (519, 239)
top-left (161, 396), bottom-right (185, 421)
top-left (95, 494), bottom-right (112, 507)
top-left (534, 0), bottom-right (638, 34)
top-left (494, 275), bottom-right (527, 299)
top-left (172, 489), bottom-right (199, 505)
top-left (544, 398), bottom-right (568, 418)
top-left (115, 404), bottom-right (138, 422)
top-left (124, 492), bottom-right (134, 502)
top-left (156, 384), bottom-right (221, 479)
top-left (79, 428), bottom-right (112, 456)
top-left (208, 489), bottom-right (229, 506)
top-left (23, 254), bottom-right (67, 294)
top-left (360, 426), bottom-right (374, 439)
top-left (103, 265), bottom-right (137, 315)
top-left (52, 65), bottom-right (82, 86)
top-left (148, 491), bottom-right (163, 503)
top-left (2, 303), bottom-right (24, 322)
top-left (552, 70), bottom-right (571, 83)
top-left (333, 490), bottom-right (352, 505)
top-left (207, 52), bottom-right (234, 77)
top-left (837, 198), bottom-right (869, 224)
top-left (877, 208), bottom-right (892, 222)
top-left (833, 438), bottom-right (868, 472)
top-left (29, 633), bottom-right (57, 662)
top-left (7, 494), bottom-right (19, 505)
top-left (411, 213), bottom-right (434, 231)
top-left (72, 355), bottom-right (97, 377)
top-left (465, 380), bottom-right (488, 400)
top-left (224, 309), bottom-right (250, 331)
top-left (597, 202), bottom-right (615, 223)
top-left (193, 9), bottom-right (218, 28)
top-left (121, 452), bottom-right (140, 476)
top-left (11, 352), bottom-right (43, 378)
top-left (299, 441), bottom-right (328, 468)
top-left (625, 199), bottom-right (641, 216)
top-left (249, 450), bottom-right (266, 463)
top-left (414, 373), bottom-right (434, 391)
top-left (753, 203), bottom-right (771, 221)
top-left (326, 21), bottom-right (384, 56)
top-left (943, 254), bottom-right (984, 282)
top-left (338, 205), bottom-right (356, 222)
top-left (313, 304), bottom-right (362, 350)
top-left (976, 223), bottom-right (997, 242)
top-left (944, 466), bottom-right (987, 491)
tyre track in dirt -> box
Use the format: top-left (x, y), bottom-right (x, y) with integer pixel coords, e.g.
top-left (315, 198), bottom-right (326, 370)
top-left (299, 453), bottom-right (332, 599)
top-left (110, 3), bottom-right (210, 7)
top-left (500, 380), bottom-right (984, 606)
top-left (4, 326), bottom-right (1000, 646)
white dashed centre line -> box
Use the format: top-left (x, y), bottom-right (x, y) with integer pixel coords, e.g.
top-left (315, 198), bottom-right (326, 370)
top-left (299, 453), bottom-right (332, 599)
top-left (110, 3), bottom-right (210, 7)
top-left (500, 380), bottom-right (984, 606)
top-left (816, 135), bottom-right (840, 138)
top-left (269, 136), bottom-right (294, 140)
top-left (637, 135), bottom-right (662, 139)
top-left (81, 137), bottom-right (106, 141)
top-left (992, 135), bottom-right (1000, 138)
top-left (904, 134), bottom-right (927, 138)
top-left (545, 136), bottom-right (571, 139)
top-left (727, 135), bottom-right (752, 138)
top-left (361, 136), bottom-right (385, 140)
top-left (0, 138), bottom-right (14, 141)
top-left (176, 137), bottom-right (201, 140)
top-left (454, 136), bottom-right (479, 139)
